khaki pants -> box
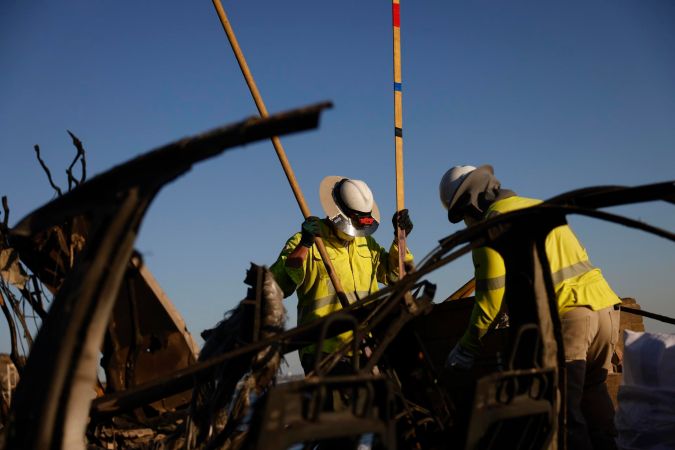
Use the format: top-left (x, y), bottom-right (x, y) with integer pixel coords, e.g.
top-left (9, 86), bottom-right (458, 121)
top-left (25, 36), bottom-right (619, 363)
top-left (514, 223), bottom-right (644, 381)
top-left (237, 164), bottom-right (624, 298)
top-left (561, 305), bottom-right (620, 450)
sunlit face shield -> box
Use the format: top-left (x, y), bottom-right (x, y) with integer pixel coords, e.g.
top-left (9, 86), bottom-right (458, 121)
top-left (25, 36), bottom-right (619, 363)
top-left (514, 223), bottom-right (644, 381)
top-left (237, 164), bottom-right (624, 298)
top-left (329, 203), bottom-right (380, 238)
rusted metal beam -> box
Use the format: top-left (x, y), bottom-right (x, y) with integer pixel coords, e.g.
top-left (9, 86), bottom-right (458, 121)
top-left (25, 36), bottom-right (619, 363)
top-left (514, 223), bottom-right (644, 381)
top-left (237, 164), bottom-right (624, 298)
top-left (546, 181), bottom-right (675, 208)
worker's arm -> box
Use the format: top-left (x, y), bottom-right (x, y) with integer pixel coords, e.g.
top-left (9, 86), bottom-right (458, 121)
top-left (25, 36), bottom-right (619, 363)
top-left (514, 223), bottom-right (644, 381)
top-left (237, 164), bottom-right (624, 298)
top-left (375, 210), bottom-right (414, 284)
top-left (458, 246), bottom-right (506, 354)
top-left (269, 233), bottom-right (304, 298)
top-left (380, 241), bottom-right (414, 284)
top-left (285, 242), bottom-right (309, 269)
top-left (269, 217), bottom-right (321, 297)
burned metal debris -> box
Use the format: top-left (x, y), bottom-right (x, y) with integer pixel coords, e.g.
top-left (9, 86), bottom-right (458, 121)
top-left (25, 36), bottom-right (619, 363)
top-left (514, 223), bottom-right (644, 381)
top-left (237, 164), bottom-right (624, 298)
top-left (0, 101), bottom-right (673, 449)
top-left (1, 102), bottom-right (330, 450)
top-left (187, 265), bottom-right (286, 449)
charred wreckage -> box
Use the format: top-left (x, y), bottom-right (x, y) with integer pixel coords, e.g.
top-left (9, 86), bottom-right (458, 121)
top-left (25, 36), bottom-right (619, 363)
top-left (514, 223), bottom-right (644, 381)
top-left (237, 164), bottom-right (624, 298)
top-left (0, 103), bottom-right (674, 450)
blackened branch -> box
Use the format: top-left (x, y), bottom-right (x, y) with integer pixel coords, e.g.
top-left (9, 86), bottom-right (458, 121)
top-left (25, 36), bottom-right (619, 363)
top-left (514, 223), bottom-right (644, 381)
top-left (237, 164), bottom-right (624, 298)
top-left (1, 195), bottom-right (8, 230)
top-left (5, 287), bottom-right (34, 350)
top-left (66, 130), bottom-right (87, 190)
top-left (29, 276), bottom-right (48, 319)
top-left (21, 285), bottom-right (47, 321)
top-left (33, 144), bottom-right (63, 196)
top-left (0, 290), bottom-right (22, 370)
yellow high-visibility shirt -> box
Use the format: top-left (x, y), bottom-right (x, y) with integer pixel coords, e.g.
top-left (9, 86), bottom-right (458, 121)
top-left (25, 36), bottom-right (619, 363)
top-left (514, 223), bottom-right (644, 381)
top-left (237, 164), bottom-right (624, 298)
top-left (460, 196), bottom-right (620, 353)
top-left (270, 220), bottom-right (413, 357)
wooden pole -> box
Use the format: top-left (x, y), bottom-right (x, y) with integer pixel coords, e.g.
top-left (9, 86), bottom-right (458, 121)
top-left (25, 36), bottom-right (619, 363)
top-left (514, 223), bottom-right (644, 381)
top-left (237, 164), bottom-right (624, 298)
top-left (445, 278), bottom-right (476, 302)
top-left (392, 0), bottom-right (407, 278)
top-left (211, 0), bottom-right (350, 308)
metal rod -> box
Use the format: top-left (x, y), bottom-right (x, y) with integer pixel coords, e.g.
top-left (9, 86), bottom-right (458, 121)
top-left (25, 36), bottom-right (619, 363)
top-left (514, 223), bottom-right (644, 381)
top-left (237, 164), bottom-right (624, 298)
top-left (392, 0), bottom-right (407, 277)
top-left (211, 0), bottom-right (350, 308)
top-left (620, 305), bottom-right (675, 325)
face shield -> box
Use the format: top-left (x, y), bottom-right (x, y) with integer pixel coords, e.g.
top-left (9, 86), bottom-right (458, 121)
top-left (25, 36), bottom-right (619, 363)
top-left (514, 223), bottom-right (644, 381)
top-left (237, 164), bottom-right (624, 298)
top-left (335, 228), bottom-right (356, 242)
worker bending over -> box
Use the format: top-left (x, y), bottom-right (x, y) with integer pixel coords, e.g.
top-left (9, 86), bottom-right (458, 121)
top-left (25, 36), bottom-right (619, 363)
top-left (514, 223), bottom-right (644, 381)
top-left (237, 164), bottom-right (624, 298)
top-left (271, 176), bottom-right (413, 374)
top-left (439, 164), bottom-right (620, 450)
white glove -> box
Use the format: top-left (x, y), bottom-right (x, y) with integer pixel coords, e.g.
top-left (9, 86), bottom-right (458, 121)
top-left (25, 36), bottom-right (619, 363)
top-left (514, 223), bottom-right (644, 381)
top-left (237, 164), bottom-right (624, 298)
top-left (445, 343), bottom-right (475, 370)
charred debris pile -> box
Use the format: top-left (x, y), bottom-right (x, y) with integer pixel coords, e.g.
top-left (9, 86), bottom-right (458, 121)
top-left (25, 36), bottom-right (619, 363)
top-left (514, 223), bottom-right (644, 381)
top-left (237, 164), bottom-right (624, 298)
top-left (0, 106), bottom-right (674, 449)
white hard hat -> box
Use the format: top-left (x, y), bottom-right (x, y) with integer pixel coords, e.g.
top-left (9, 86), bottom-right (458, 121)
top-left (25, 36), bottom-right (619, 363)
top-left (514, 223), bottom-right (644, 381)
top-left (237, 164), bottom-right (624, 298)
top-left (440, 165), bottom-right (497, 223)
top-left (339, 179), bottom-right (374, 213)
top-left (320, 176), bottom-right (380, 237)
top-left (439, 165), bottom-right (477, 210)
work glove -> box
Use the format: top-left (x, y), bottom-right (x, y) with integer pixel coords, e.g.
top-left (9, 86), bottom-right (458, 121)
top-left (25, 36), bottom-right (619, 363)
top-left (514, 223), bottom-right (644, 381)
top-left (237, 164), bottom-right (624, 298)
top-left (392, 209), bottom-right (413, 237)
top-left (444, 343), bottom-right (475, 371)
top-left (300, 216), bottom-right (321, 247)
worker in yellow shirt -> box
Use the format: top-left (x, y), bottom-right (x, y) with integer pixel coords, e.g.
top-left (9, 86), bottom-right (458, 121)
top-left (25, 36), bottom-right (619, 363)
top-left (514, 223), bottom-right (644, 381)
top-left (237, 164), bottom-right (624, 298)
top-left (270, 176), bottom-right (413, 374)
top-left (439, 164), bottom-right (620, 450)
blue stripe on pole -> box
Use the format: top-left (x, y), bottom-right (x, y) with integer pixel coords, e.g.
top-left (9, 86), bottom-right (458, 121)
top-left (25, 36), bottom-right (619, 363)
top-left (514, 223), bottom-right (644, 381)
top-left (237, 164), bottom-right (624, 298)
top-left (394, 82), bottom-right (402, 92)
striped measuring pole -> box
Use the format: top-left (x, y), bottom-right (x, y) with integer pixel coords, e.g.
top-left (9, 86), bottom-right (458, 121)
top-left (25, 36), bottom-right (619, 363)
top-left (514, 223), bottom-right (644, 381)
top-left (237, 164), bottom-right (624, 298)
top-left (392, 0), bottom-right (407, 278)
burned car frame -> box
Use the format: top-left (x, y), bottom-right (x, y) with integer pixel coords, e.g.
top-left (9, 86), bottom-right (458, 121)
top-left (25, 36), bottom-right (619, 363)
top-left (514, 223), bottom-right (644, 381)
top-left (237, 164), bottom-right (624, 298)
top-left (2, 102), bottom-right (331, 450)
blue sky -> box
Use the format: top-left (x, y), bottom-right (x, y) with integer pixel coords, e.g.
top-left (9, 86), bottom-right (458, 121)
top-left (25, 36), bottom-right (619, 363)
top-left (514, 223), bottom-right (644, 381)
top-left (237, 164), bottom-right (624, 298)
top-left (1, 1), bottom-right (674, 368)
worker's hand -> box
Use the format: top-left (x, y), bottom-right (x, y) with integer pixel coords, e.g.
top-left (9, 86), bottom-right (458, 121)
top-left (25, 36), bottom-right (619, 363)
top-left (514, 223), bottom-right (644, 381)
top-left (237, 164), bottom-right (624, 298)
top-left (392, 209), bottom-right (413, 237)
top-left (300, 216), bottom-right (321, 247)
top-left (444, 343), bottom-right (475, 371)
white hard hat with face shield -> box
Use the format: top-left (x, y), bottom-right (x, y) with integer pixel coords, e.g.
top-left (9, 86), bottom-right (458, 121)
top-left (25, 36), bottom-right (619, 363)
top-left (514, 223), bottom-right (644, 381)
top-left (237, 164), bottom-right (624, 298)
top-left (320, 176), bottom-right (380, 238)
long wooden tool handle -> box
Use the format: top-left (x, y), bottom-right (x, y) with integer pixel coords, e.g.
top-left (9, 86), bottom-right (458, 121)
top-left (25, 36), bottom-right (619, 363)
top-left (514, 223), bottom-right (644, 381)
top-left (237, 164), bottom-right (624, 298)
top-left (392, 0), bottom-right (407, 277)
top-left (212, 0), bottom-right (350, 308)
top-left (446, 278), bottom-right (476, 302)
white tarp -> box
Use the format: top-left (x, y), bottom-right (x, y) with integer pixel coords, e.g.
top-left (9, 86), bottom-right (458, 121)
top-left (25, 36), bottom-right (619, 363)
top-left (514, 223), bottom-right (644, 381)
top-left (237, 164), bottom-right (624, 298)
top-left (615, 330), bottom-right (675, 450)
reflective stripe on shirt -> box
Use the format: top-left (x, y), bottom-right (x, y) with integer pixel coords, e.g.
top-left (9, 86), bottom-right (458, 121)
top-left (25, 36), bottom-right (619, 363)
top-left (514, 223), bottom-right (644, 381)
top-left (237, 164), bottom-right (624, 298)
top-left (476, 260), bottom-right (595, 292)
top-left (298, 290), bottom-right (370, 321)
top-left (475, 276), bottom-right (506, 292)
top-left (551, 260), bottom-right (595, 285)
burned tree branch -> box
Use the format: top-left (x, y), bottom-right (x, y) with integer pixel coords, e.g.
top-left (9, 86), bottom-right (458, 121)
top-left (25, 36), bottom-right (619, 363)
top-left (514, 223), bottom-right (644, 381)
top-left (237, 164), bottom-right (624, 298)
top-left (1, 196), bottom-right (9, 231)
top-left (33, 144), bottom-right (63, 196)
top-left (13, 102), bottom-right (332, 237)
top-left (0, 289), bottom-right (22, 371)
top-left (66, 130), bottom-right (87, 190)
top-left (4, 286), bottom-right (34, 350)
top-left (20, 285), bottom-right (47, 321)
top-left (28, 277), bottom-right (48, 320)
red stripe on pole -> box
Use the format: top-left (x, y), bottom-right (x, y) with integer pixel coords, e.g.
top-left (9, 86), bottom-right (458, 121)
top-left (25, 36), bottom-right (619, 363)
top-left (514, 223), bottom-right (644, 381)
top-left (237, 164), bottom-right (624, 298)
top-left (392, 3), bottom-right (400, 27)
